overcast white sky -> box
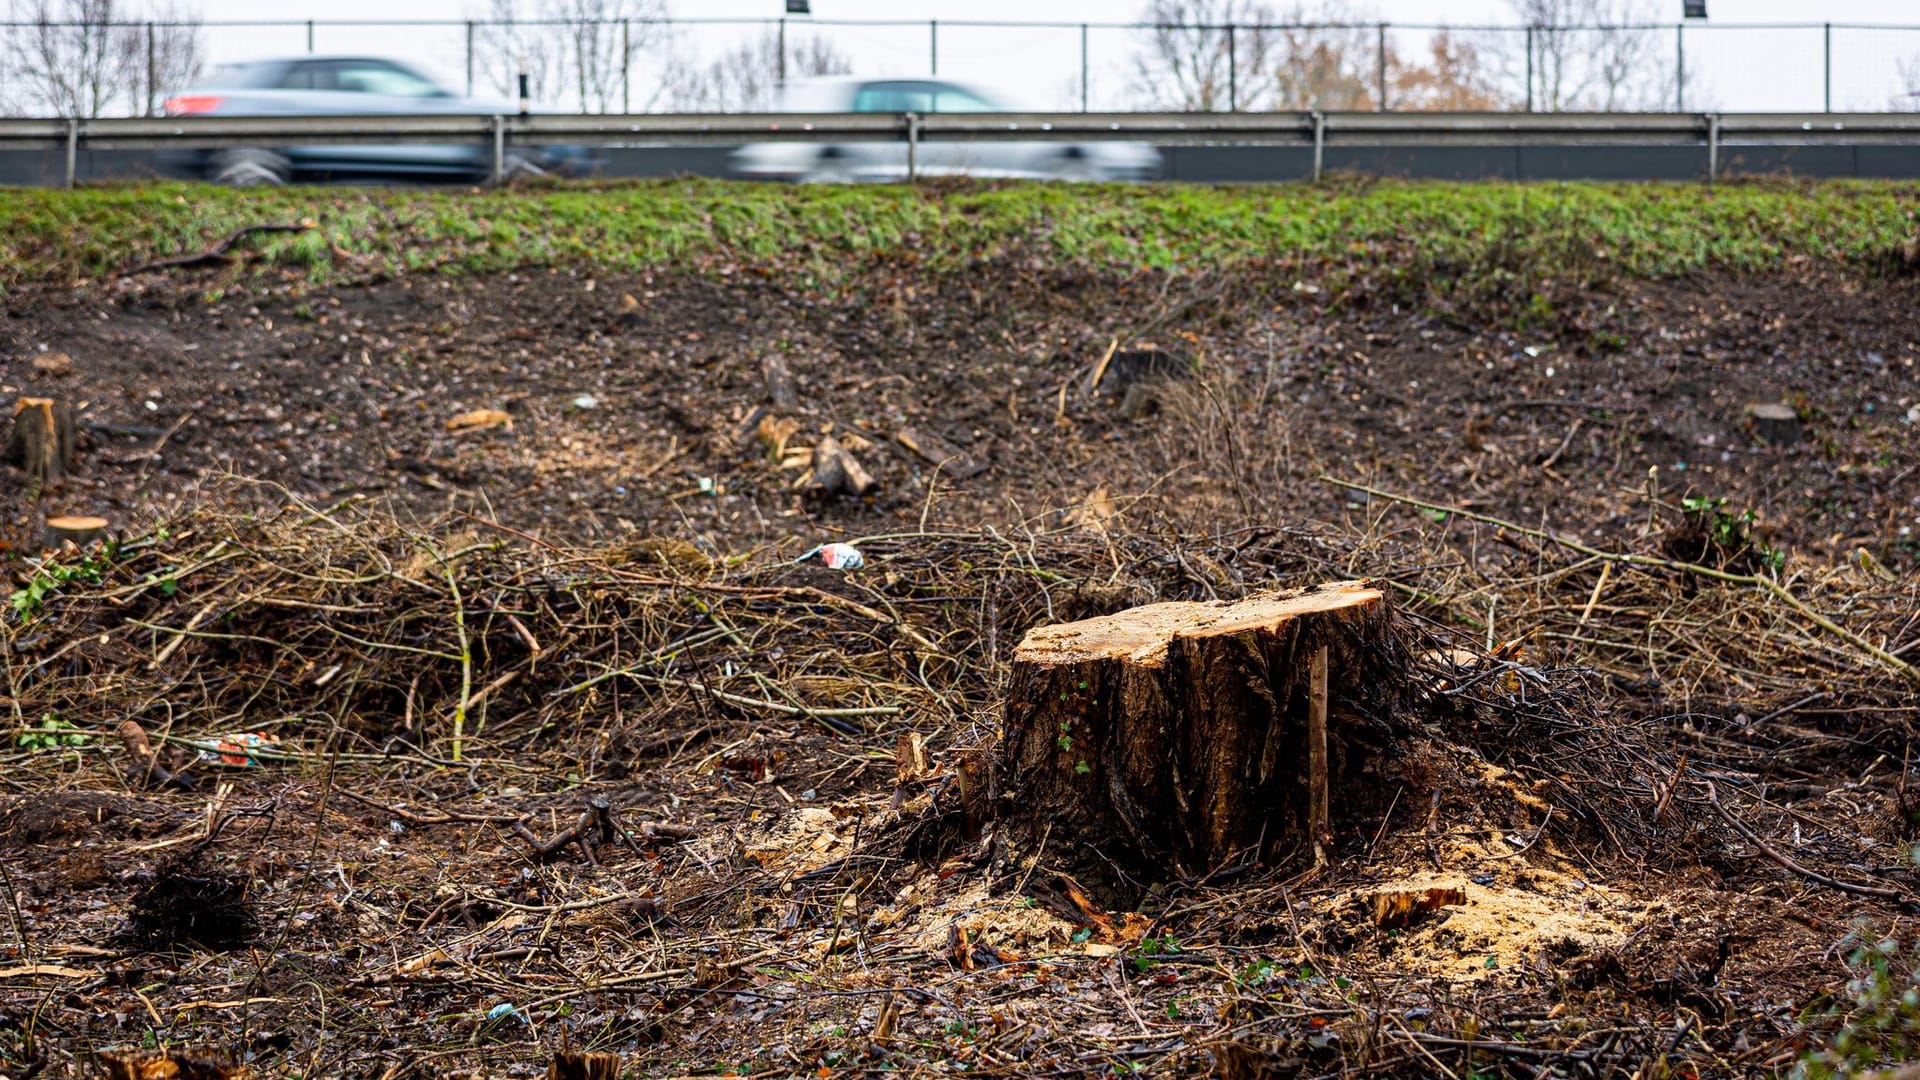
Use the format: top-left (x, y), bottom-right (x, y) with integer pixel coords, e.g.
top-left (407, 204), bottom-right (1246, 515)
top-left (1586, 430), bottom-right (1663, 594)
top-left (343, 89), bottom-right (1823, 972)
top-left (179, 0), bottom-right (1920, 112)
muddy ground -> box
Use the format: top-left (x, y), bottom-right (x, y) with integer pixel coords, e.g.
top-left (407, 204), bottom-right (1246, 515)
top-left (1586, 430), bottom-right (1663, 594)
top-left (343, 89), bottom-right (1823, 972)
top-left (0, 258), bottom-right (1917, 1078)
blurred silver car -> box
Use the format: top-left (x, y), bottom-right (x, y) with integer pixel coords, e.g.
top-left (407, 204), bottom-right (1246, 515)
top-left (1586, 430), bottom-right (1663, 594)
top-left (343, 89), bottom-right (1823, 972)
top-left (160, 56), bottom-right (595, 184)
top-left (727, 77), bottom-right (1161, 183)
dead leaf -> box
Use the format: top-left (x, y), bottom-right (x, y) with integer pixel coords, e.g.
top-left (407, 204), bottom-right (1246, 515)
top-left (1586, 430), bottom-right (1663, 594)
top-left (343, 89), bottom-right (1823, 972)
top-left (31, 352), bottom-right (73, 376)
top-left (445, 408), bottom-right (512, 434)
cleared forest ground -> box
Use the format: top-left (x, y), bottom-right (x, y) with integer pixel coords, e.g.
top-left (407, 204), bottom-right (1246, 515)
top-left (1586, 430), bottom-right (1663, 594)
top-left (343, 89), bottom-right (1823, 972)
top-left (0, 178), bottom-right (1918, 1078)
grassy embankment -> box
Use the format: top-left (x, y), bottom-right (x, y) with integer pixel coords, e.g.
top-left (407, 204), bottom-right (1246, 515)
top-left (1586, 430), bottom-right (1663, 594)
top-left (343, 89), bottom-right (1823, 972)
top-left (0, 177), bottom-right (1914, 296)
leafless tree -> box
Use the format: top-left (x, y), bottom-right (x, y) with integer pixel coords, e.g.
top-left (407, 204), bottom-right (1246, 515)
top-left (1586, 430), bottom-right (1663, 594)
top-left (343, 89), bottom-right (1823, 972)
top-left (1505, 0), bottom-right (1680, 111)
top-left (471, 0), bottom-right (560, 106)
top-left (1392, 30), bottom-right (1509, 111)
top-left (0, 0), bottom-right (202, 117)
top-left (1133, 0), bottom-right (1280, 111)
top-left (1893, 55), bottom-right (1920, 112)
top-left (468, 0), bottom-right (667, 113)
top-left (1269, 5), bottom-right (1375, 110)
top-left (663, 27), bottom-right (851, 113)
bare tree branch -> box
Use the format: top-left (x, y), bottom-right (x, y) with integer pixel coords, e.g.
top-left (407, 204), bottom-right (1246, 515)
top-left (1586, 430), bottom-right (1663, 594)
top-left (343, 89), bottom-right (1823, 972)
top-left (0, 0), bottom-right (202, 118)
top-left (663, 27), bottom-right (851, 113)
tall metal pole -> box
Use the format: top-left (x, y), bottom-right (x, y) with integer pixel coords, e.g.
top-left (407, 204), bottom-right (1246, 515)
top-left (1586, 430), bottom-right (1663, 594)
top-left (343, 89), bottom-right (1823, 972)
top-left (930, 20), bottom-right (937, 75)
top-left (1376, 22), bottom-right (1388, 111)
top-left (465, 21), bottom-right (475, 97)
top-left (1824, 22), bottom-right (1832, 112)
top-left (1524, 26), bottom-right (1534, 112)
top-left (1675, 23), bottom-right (1684, 112)
top-left (145, 22), bottom-right (156, 116)
top-left (1080, 23), bottom-right (1089, 112)
top-left (1227, 24), bottom-right (1237, 112)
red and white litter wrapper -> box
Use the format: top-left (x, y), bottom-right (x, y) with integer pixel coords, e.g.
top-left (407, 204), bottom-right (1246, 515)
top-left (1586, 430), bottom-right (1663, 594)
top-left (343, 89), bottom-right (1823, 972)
top-left (195, 732), bottom-right (280, 767)
top-left (800, 542), bottom-right (865, 570)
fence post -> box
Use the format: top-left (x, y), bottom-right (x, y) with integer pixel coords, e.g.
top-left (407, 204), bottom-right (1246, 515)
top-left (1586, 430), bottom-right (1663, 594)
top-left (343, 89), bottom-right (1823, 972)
top-left (1374, 22), bottom-right (1390, 110)
top-left (305, 19), bottom-right (314, 53)
top-left (1824, 22), bottom-right (1832, 112)
top-left (465, 21), bottom-right (475, 97)
top-left (621, 20), bottom-right (630, 114)
top-left (778, 18), bottom-right (787, 85)
top-left (1080, 23), bottom-right (1089, 112)
top-left (1524, 26), bottom-right (1534, 112)
top-left (1675, 23), bottom-right (1685, 112)
top-left (1227, 24), bottom-right (1237, 112)
top-left (929, 20), bottom-right (937, 75)
top-left (145, 22), bottom-right (156, 116)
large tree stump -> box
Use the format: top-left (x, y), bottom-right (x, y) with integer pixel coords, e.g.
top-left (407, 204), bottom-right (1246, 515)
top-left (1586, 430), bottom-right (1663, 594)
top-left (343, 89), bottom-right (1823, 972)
top-left (6, 396), bottom-right (76, 486)
top-left (998, 581), bottom-right (1402, 878)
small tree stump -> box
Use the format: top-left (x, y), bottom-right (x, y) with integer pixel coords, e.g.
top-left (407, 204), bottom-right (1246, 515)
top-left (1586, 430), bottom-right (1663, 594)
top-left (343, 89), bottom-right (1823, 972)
top-left (548, 1050), bottom-right (622, 1080)
top-left (1748, 402), bottom-right (1800, 446)
top-left (807, 434), bottom-right (875, 498)
top-left (762, 353), bottom-right (800, 412)
top-left (44, 514), bottom-right (109, 548)
top-left (998, 581), bottom-right (1403, 877)
top-left (7, 396), bottom-right (77, 485)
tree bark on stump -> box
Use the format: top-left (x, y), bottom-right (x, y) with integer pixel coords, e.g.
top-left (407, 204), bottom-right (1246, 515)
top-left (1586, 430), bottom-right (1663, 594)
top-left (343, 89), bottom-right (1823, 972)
top-left (7, 396), bottom-right (76, 486)
top-left (998, 580), bottom-right (1402, 878)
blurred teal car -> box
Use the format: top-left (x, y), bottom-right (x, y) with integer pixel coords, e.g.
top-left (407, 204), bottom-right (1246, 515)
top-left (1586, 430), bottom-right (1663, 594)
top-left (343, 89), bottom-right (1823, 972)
top-left (727, 77), bottom-right (1162, 183)
top-left (160, 55), bottom-right (597, 184)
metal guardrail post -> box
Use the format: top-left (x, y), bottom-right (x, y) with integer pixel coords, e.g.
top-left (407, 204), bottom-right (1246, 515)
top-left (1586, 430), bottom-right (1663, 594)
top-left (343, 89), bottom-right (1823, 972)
top-left (905, 111), bottom-right (920, 182)
top-left (1706, 112), bottom-right (1719, 183)
top-left (490, 115), bottom-right (505, 184)
top-left (1376, 23), bottom-right (1388, 112)
top-left (64, 119), bottom-right (78, 189)
top-left (1311, 109), bottom-right (1325, 182)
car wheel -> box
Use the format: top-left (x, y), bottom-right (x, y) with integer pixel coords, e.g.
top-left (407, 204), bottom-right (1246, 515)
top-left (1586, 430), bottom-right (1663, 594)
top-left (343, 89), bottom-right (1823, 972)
top-left (800, 148), bottom-right (856, 184)
top-left (500, 151), bottom-right (551, 182)
top-left (209, 149), bottom-right (291, 187)
top-left (1047, 150), bottom-right (1101, 182)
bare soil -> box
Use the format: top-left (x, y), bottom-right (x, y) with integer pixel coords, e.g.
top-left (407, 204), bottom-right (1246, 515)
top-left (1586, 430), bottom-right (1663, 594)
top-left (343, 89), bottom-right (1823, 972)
top-left (0, 259), bottom-right (1917, 1078)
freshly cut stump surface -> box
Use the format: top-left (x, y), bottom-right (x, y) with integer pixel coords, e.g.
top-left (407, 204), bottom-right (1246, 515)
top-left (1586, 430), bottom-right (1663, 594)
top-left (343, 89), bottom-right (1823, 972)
top-left (999, 580), bottom-right (1399, 878)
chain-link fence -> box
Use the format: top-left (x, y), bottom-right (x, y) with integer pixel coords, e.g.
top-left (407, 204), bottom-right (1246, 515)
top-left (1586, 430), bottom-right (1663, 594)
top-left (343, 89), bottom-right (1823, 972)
top-left (3, 17), bottom-right (1918, 118)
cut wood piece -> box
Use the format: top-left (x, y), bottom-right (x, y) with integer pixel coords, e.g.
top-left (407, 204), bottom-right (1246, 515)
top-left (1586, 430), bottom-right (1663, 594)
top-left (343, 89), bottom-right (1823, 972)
top-left (44, 513), bottom-right (108, 548)
top-left (7, 396), bottom-right (76, 485)
top-left (99, 1048), bottom-right (251, 1080)
top-left (894, 425), bottom-right (986, 478)
top-left (1748, 402), bottom-right (1800, 446)
top-left (1369, 885), bottom-right (1466, 928)
top-left (762, 353), bottom-right (800, 411)
top-left (807, 434), bottom-right (875, 498)
top-left (548, 1050), bottom-right (622, 1080)
top-left (999, 581), bottom-right (1403, 877)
